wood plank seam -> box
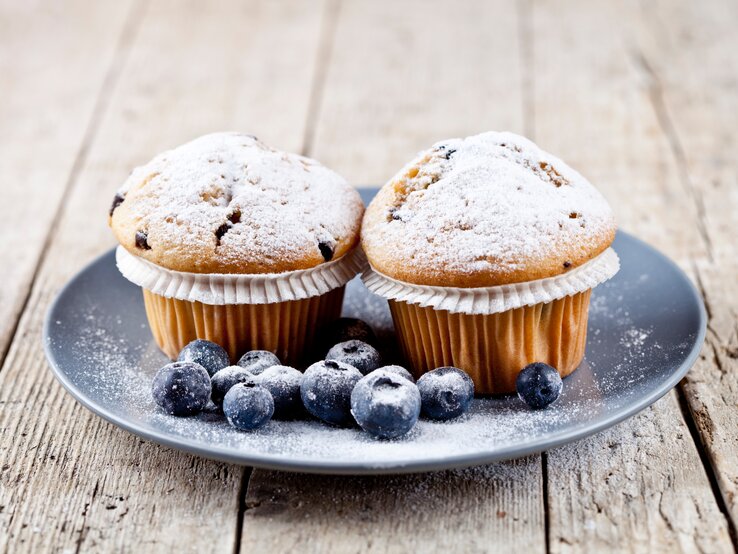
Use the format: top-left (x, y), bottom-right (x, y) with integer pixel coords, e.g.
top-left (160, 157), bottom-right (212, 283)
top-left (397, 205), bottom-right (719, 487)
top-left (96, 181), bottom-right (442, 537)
top-left (301, 0), bottom-right (341, 158)
top-left (233, 467), bottom-right (252, 554)
top-left (0, 0), bottom-right (148, 373)
top-left (676, 380), bottom-right (738, 551)
top-left (689, 267), bottom-right (738, 551)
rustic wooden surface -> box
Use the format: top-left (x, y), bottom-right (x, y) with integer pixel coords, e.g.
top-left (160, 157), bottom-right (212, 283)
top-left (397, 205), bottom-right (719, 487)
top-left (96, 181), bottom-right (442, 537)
top-left (0, 0), bottom-right (736, 552)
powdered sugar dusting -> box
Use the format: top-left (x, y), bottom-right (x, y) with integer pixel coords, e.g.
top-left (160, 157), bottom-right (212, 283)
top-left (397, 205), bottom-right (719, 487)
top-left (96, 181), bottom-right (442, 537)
top-left (362, 131), bottom-right (616, 286)
top-left (111, 132), bottom-right (364, 273)
top-left (47, 232), bottom-right (702, 471)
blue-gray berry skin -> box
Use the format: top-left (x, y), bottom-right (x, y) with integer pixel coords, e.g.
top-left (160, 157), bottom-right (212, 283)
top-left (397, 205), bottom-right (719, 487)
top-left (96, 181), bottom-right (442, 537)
top-left (256, 365), bottom-right (304, 420)
top-left (211, 366), bottom-right (255, 407)
top-left (350, 369), bottom-right (421, 439)
top-left (236, 350), bottom-right (281, 375)
top-left (177, 339), bottom-right (230, 377)
top-left (417, 366), bottom-right (474, 421)
top-left (152, 361), bottom-right (211, 416)
top-left (325, 340), bottom-right (382, 375)
top-left (223, 382), bottom-right (274, 431)
top-left (300, 360), bottom-right (362, 427)
top-left (375, 364), bottom-right (415, 383)
top-left (319, 318), bottom-right (377, 353)
top-left (516, 362), bottom-right (563, 409)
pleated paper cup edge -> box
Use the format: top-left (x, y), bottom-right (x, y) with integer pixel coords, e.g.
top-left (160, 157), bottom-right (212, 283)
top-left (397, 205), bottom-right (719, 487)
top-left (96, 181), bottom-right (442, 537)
top-left (361, 247), bottom-right (620, 315)
top-left (116, 245), bottom-right (367, 305)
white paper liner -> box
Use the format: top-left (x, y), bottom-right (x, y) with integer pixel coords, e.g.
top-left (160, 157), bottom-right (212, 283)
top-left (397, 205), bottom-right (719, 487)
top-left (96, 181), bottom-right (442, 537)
top-left (116, 246), bottom-right (367, 306)
top-left (362, 247), bottom-right (620, 315)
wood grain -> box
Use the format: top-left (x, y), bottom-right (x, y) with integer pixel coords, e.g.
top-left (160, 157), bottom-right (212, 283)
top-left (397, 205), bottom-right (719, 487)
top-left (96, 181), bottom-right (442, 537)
top-left (0, 0), bottom-right (135, 366)
top-left (309, 0), bottom-right (526, 185)
top-left (242, 458), bottom-right (544, 554)
top-left (524, 0), bottom-right (733, 551)
top-left (0, 0), bottom-right (326, 551)
top-left (1, 0), bottom-right (736, 552)
top-left (634, 0), bottom-right (738, 532)
top-left (239, 1), bottom-right (548, 552)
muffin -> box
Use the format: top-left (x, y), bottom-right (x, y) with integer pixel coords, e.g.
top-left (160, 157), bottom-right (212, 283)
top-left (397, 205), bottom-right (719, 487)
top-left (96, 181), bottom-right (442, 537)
top-left (109, 132), bottom-right (365, 365)
top-left (361, 131), bottom-right (618, 394)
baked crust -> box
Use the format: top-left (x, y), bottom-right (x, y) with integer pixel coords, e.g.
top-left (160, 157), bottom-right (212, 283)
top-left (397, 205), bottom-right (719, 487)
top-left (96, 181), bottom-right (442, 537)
top-left (109, 133), bottom-right (364, 274)
top-left (361, 132), bottom-right (616, 288)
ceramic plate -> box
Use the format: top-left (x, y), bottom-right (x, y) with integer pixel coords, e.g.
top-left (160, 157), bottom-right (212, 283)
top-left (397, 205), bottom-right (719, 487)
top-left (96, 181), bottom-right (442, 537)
top-left (43, 190), bottom-right (705, 474)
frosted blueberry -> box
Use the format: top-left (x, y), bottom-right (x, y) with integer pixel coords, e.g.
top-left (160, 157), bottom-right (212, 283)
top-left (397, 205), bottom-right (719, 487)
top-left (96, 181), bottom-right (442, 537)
top-left (300, 359), bottom-right (362, 427)
top-left (177, 339), bottom-right (230, 377)
top-left (325, 340), bottom-right (382, 375)
top-left (374, 364), bottom-right (415, 383)
top-left (223, 382), bottom-right (274, 431)
top-left (256, 365), bottom-right (305, 420)
top-left (236, 350), bottom-right (281, 375)
top-left (516, 362), bottom-right (562, 409)
top-left (210, 366), bottom-right (255, 407)
top-left (350, 369), bottom-right (421, 439)
top-left (417, 366), bottom-right (474, 421)
top-left (152, 361), bottom-right (211, 416)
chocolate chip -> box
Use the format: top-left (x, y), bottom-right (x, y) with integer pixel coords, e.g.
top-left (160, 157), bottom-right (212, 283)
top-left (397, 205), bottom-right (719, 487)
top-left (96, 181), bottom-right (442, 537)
top-left (228, 211), bottom-right (241, 224)
top-left (563, 261), bottom-right (572, 268)
top-left (444, 148), bottom-right (457, 160)
top-left (215, 223), bottom-right (230, 244)
top-left (135, 231), bottom-right (151, 250)
top-left (109, 193), bottom-right (125, 216)
top-left (318, 241), bottom-right (334, 262)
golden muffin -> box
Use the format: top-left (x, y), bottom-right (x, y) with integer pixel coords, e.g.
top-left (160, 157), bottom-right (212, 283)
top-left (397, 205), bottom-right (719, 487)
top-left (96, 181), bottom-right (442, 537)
top-left (361, 131), bottom-right (618, 394)
top-left (110, 132), bottom-right (365, 364)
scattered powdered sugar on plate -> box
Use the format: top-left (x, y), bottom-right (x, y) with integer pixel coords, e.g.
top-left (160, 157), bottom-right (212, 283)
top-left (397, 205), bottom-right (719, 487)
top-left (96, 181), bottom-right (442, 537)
top-left (47, 235), bottom-right (702, 470)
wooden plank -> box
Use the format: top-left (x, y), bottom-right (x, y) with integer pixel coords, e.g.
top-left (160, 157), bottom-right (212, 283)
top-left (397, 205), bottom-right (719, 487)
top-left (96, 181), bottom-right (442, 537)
top-left (308, 0), bottom-right (527, 185)
top-left (241, 1), bottom-right (547, 552)
top-left (0, 0), bottom-right (326, 551)
top-left (547, 395), bottom-right (731, 552)
top-left (524, 0), bottom-right (734, 550)
top-left (0, 0), bottom-right (135, 365)
top-left (243, 458), bottom-right (544, 554)
top-left (633, 0), bottom-right (738, 531)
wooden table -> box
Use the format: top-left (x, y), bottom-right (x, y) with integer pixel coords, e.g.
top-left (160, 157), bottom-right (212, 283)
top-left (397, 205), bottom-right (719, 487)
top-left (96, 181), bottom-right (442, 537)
top-left (1, 1), bottom-right (736, 552)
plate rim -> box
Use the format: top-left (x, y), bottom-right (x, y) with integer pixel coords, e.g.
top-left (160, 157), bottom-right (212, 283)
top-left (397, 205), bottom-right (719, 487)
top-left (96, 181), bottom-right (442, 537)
top-left (42, 231), bottom-right (706, 475)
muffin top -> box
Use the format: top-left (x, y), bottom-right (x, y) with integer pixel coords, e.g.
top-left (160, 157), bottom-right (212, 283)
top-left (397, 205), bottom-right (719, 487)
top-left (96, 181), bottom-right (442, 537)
top-left (109, 133), bottom-right (364, 274)
top-left (362, 132), bottom-right (616, 287)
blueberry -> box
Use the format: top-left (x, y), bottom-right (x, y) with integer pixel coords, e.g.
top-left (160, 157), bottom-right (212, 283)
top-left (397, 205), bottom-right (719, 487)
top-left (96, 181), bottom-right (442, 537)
top-left (319, 318), bottom-right (377, 353)
top-left (516, 362), bottom-right (562, 409)
top-left (211, 366), bottom-right (255, 407)
top-left (177, 339), bottom-right (230, 377)
top-left (237, 350), bottom-right (281, 375)
top-left (256, 365), bottom-right (304, 420)
top-left (417, 366), bottom-right (474, 421)
top-left (300, 359), bottom-right (363, 427)
top-left (325, 340), bottom-right (382, 375)
top-left (223, 382), bottom-right (274, 431)
top-left (152, 361), bottom-right (211, 416)
top-left (375, 364), bottom-right (415, 383)
top-left (350, 369), bottom-right (421, 439)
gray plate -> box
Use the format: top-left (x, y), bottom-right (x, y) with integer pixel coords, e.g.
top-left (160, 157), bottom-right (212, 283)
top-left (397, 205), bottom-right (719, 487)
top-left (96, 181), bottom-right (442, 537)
top-left (44, 191), bottom-right (705, 475)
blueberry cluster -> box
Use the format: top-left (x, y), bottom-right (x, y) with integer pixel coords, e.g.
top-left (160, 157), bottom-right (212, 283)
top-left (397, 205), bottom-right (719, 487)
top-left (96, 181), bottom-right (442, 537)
top-left (151, 319), bottom-right (564, 438)
top-left (152, 341), bottom-right (299, 431)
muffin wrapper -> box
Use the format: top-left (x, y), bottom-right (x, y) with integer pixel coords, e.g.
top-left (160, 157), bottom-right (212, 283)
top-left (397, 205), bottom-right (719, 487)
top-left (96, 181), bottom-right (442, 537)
top-left (116, 245), bottom-right (367, 305)
top-left (389, 290), bottom-right (591, 394)
top-left (116, 246), bottom-right (365, 364)
top-left (143, 287), bottom-right (345, 364)
top-left (363, 248), bottom-right (616, 395)
top-left (362, 247), bottom-right (618, 315)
